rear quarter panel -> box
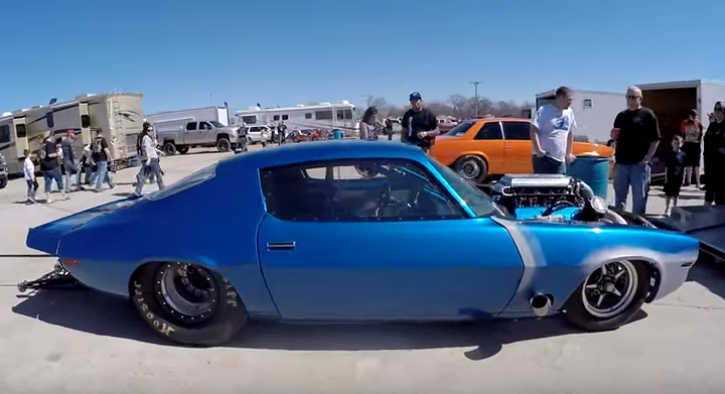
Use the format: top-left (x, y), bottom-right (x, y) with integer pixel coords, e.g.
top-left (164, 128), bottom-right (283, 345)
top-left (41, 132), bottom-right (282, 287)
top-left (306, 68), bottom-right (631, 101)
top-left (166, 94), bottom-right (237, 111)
top-left (432, 121), bottom-right (505, 173)
top-left (495, 219), bottom-right (699, 316)
top-left (57, 164), bottom-right (279, 318)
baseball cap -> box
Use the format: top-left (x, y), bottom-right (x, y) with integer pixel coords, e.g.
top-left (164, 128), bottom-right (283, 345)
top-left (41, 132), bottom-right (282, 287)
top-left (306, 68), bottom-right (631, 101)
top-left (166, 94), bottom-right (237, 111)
top-left (409, 92), bottom-right (422, 101)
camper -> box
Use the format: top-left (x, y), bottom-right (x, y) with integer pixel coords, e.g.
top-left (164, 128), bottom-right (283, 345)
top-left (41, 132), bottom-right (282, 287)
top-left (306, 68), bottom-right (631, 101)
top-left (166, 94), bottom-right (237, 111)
top-left (22, 92), bottom-right (145, 168)
top-left (0, 111), bottom-right (29, 178)
top-left (234, 101), bottom-right (358, 135)
top-left (146, 106), bottom-right (231, 126)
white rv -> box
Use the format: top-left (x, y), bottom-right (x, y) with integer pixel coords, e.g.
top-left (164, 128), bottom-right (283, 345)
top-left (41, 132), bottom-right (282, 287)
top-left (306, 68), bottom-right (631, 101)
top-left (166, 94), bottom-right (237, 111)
top-left (0, 111), bottom-right (29, 177)
top-left (234, 101), bottom-right (358, 134)
top-left (22, 92), bottom-right (145, 168)
top-left (147, 106), bottom-right (230, 126)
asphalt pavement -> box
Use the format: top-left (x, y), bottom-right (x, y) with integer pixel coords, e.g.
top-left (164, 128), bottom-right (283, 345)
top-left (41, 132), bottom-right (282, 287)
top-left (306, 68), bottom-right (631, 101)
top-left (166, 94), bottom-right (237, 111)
top-left (0, 145), bottom-right (724, 394)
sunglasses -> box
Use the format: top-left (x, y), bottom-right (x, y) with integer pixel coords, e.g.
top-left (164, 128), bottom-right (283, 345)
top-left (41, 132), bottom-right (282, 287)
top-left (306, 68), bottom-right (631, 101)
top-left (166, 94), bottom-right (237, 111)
top-left (715, 107), bottom-right (723, 111)
top-left (626, 95), bottom-right (640, 99)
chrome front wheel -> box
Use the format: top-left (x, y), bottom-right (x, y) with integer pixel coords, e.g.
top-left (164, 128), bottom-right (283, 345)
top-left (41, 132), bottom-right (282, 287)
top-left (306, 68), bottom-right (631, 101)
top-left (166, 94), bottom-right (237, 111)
top-left (581, 260), bottom-right (638, 319)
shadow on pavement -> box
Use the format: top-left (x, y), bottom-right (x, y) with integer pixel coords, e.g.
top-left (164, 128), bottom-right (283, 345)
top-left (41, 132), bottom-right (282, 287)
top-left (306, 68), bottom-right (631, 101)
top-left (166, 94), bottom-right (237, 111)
top-left (687, 259), bottom-right (725, 301)
top-left (10, 288), bottom-right (640, 360)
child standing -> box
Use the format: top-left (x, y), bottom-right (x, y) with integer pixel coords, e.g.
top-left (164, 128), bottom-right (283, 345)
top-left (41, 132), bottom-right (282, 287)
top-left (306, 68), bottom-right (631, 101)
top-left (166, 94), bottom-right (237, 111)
top-left (23, 149), bottom-right (37, 204)
top-left (664, 135), bottom-right (687, 215)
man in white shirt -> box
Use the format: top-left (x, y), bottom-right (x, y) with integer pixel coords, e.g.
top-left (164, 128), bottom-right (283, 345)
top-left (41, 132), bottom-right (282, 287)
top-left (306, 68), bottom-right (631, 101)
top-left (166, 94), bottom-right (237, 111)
top-left (530, 86), bottom-right (578, 174)
top-left (23, 149), bottom-right (37, 204)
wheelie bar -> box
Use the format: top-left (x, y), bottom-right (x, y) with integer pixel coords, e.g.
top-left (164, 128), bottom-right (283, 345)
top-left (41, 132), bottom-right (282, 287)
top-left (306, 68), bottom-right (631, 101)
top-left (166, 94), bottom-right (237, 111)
top-left (17, 263), bottom-right (82, 292)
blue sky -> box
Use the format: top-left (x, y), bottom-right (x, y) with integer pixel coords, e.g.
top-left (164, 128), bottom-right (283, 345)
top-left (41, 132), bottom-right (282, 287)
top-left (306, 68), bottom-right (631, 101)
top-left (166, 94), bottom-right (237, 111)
top-left (0, 0), bottom-right (721, 113)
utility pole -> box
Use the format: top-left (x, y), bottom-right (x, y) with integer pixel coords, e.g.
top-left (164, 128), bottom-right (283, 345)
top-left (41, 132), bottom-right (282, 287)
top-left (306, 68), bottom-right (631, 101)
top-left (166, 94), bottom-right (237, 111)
top-left (470, 81), bottom-right (481, 116)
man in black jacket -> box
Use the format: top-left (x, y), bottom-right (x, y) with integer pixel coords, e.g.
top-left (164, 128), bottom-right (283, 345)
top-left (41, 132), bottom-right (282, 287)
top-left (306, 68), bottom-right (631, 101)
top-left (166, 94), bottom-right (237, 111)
top-left (401, 92), bottom-right (440, 152)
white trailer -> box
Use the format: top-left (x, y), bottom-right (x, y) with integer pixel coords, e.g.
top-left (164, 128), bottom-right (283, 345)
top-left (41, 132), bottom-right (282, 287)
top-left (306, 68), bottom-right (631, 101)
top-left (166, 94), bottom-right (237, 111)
top-left (234, 101), bottom-right (358, 135)
top-left (22, 92), bottom-right (145, 168)
top-left (0, 112), bottom-right (28, 175)
top-left (146, 106), bottom-right (231, 127)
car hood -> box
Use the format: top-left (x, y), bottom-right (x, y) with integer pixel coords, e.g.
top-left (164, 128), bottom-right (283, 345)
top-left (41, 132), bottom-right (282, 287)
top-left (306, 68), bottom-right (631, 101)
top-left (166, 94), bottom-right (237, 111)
top-left (26, 199), bottom-right (138, 255)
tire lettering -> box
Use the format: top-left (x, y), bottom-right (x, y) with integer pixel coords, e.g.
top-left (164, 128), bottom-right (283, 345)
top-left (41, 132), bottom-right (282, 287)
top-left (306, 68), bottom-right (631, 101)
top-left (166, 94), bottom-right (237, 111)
top-left (158, 323), bottom-right (175, 336)
top-left (227, 299), bottom-right (238, 307)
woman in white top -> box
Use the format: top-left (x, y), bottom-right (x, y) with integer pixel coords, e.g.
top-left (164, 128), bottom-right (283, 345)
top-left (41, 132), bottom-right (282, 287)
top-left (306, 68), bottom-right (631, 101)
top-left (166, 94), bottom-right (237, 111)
top-left (23, 149), bottom-right (37, 204)
top-left (359, 106), bottom-right (382, 141)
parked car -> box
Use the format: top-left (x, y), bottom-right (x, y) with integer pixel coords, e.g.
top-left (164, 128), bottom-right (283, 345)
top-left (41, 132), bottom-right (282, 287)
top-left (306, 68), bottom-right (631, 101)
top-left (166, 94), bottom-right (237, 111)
top-left (22, 140), bottom-right (698, 346)
top-left (430, 117), bottom-right (613, 183)
top-left (155, 120), bottom-right (243, 155)
top-left (243, 125), bottom-right (271, 146)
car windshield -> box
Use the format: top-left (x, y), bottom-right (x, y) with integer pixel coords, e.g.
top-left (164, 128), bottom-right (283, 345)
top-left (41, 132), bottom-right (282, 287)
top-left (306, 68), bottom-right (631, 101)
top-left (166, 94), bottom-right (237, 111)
top-left (443, 120), bottom-right (474, 136)
top-left (209, 121), bottom-right (225, 128)
top-left (430, 160), bottom-right (499, 217)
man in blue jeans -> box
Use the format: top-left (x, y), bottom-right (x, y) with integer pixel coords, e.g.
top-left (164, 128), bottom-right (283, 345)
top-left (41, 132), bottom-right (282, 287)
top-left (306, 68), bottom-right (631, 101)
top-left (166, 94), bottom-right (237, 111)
top-left (530, 86), bottom-right (578, 174)
top-left (90, 129), bottom-right (115, 192)
top-left (611, 86), bottom-right (661, 216)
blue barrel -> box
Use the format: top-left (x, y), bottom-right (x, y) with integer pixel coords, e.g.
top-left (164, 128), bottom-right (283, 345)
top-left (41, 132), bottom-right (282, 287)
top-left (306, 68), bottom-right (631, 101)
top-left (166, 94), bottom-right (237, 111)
top-left (333, 129), bottom-right (343, 140)
top-left (567, 155), bottom-right (611, 200)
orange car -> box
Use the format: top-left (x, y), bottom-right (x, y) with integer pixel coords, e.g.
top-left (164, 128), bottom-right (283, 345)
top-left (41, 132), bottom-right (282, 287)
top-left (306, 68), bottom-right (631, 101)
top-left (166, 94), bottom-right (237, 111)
top-left (429, 117), bottom-right (613, 183)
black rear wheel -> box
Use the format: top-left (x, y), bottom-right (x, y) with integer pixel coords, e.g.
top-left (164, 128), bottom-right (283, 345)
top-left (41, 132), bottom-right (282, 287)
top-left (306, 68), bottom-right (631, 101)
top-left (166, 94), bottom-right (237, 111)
top-left (564, 260), bottom-right (650, 331)
top-left (131, 262), bottom-right (248, 346)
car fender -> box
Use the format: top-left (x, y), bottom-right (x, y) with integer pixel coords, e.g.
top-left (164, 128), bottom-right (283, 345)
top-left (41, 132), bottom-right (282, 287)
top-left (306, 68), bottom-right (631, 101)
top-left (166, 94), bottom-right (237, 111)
top-left (492, 217), bottom-right (699, 317)
top-left (454, 151), bottom-right (490, 167)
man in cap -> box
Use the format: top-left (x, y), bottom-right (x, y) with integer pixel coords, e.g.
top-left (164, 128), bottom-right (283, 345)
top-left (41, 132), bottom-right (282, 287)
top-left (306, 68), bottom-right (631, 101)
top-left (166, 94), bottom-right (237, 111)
top-left (60, 129), bottom-right (79, 192)
top-left (400, 92), bottom-right (440, 152)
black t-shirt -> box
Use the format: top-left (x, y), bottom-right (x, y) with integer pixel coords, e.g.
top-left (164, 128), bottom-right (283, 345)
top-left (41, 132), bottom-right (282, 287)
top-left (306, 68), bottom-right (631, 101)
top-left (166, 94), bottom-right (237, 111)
top-left (665, 150), bottom-right (686, 178)
top-left (613, 107), bottom-right (661, 164)
top-left (40, 141), bottom-right (59, 171)
top-left (92, 136), bottom-right (109, 162)
top-left (401, 108), bottom-right (437, 146)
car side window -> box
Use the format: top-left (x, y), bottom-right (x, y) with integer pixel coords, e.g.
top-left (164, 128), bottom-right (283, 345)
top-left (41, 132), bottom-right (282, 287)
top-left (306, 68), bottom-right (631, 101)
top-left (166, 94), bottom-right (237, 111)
top-left (186, 122), bottom-right (197, 131)
top-left (502, 122), bottom-right (530, 140)
top-left (199, 122), bottom-right (211, 130)
top-left (474, 122), bottom-right (503, 140)
top-left (260, 159), bottom-right (466, 222)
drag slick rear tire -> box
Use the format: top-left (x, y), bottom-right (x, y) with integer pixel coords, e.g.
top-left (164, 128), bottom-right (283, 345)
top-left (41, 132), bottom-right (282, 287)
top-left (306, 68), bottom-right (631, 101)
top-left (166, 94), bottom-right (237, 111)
top-left (131, 262), bottom-right (248, 346)
top-left (563, 259), bottom-right (650, 331)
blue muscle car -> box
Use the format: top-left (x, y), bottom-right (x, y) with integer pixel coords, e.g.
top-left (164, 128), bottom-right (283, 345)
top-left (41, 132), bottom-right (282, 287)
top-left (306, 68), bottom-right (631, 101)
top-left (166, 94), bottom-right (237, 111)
top-left (21, 140), bottom-right (700, 346)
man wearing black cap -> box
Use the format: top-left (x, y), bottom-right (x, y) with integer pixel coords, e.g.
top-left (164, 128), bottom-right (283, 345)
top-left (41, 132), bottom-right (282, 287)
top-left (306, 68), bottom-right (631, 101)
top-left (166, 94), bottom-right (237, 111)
top-left (401, 92), bottom-right (439, 152)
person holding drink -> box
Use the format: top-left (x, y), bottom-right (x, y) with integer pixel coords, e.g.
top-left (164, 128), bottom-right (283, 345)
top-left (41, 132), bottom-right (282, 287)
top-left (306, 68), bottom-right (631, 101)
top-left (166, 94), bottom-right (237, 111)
top-left (611, 86), bottom-right (661, 216)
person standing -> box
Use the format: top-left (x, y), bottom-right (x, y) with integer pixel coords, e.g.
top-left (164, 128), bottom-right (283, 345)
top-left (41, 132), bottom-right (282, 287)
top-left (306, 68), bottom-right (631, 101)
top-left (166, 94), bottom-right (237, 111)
top-left (23, 149), bottom-right (37, 204)
top-left (703, 102), bottom-right (725, 205)
top-left (529, 86), bottom-right (578, 174)
top-left (39, 131), bottom-right (67, 203)
top-left (359, 107), bottom-right (382, 141)
top-left (60, 129), bottom-right (79, 192)
top-left (90, 129), bottom-right (115, 192)
top-left (611, 86), bottom-right (661, 216)
top-left (132, 126), bottom-right (165, 197)
top-left (401, 92), bottom-right (439, 153)
top-left (680, 110), bottom-right (703, 188)
top-left (663, 136), bottom-right (686, 215)
top-left (278, 121), bottom-right (288, 144)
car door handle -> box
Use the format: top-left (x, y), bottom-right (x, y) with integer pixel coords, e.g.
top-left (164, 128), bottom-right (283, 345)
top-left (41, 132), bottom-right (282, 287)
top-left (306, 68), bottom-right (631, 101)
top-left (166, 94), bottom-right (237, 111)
top-left (267, 241), bottom-right (296, 251)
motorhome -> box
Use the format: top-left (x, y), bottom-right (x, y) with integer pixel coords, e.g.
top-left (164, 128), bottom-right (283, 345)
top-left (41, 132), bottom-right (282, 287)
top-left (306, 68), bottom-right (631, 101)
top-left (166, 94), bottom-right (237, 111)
top-left (146, 105), bottom-right (231, 126)
top-left (22, 92), bottom-right (145, 168)
top-left (0, 111), bottom-right (29, 177)
top-left (234, 101), bottom-right (358, 135)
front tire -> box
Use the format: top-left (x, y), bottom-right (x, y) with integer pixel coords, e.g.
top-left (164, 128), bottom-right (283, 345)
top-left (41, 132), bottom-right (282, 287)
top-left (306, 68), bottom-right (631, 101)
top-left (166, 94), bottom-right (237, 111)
top-left (216, 138), bottom-right (231, 152)
top-left (0, 177), bottom-right (7, 189)
top-left (131, 262), bottom-right (248, 346)
top-left (564, 259), bottom-right (650, 331)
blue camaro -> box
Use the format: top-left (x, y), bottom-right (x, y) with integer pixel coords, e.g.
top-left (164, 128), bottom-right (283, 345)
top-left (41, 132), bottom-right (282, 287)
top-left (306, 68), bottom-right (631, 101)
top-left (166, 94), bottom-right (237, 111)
top-left (23, 140), bottom-right (700, 346)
